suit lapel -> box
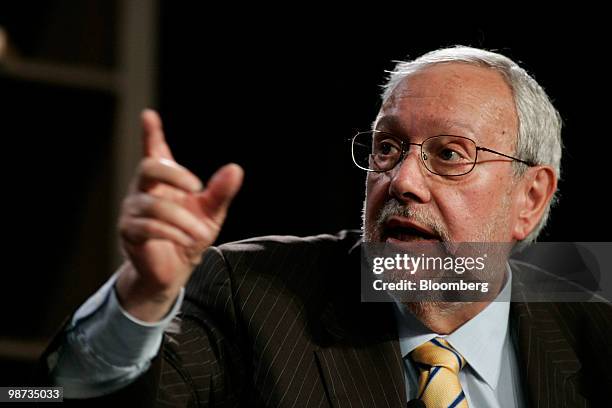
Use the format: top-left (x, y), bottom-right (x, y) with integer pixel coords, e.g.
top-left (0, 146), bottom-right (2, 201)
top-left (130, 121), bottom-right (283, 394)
top-left (314, 296), bottom-right (406, 408)
top-left (315, 270), bottom-right (406, 408)
top-left (510, 302), bottom-right (586, 408)
top-left (313, 330), bottom-right (405, 408)
top-left (306, 240), bottom-right (406, 407)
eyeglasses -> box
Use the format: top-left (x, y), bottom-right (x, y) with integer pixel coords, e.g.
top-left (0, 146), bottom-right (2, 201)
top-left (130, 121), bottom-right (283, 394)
top-left (351, 130), bottom-right (536, 176)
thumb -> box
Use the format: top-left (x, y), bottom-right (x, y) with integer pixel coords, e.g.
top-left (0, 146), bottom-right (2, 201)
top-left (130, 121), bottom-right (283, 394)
top-left (141, 109), bottom-right (175, 161)
top-left (197, 163), bottom-right (244, 227)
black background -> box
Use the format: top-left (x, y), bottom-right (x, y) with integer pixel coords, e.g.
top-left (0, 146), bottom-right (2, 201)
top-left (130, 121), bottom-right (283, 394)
top-left (157, 8), bottom-right (609, 244)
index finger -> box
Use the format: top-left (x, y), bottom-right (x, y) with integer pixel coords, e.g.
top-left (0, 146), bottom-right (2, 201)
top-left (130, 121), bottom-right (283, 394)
top-left (141, 109), bottom-right (175, 161)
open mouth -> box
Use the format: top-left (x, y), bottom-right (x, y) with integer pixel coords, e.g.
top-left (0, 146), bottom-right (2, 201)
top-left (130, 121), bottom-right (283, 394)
top-left (382, 217), bottom-right (441, 242)
top-left (384, 227), bottom-right (440, 242)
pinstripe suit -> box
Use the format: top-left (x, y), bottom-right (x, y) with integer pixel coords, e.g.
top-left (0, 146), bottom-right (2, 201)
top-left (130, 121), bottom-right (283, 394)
top-left (40, 230), bottom-right (612, 406)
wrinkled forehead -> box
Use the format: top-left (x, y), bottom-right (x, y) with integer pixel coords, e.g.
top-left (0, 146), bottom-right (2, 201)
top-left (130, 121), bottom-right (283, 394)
top-left (376, 63), bottom-right (518, 147)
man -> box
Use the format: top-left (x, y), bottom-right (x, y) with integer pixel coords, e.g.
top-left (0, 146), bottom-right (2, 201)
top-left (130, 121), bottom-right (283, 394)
top-left (41, 46), bottom-right (611, 406)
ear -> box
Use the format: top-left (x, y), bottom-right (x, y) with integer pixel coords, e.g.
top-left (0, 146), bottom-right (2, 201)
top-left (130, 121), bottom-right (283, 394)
top-left (512, 166), bottom-right (557, 241)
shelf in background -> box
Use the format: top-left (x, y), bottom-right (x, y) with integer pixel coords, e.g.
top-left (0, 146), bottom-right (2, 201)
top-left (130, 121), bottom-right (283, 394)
top-left (0, 337), bottom-right (48, 362)
top-left (0, 56), bottom-right (117, 93)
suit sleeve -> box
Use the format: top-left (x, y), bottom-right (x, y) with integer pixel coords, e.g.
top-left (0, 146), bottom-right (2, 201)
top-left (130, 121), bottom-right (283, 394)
top-left (35, 246), bottom-right (251, 407)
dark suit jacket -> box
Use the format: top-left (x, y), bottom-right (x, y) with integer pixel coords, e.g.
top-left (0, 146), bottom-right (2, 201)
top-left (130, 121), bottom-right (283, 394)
top-left (39, 231), bottom-right (612, 407)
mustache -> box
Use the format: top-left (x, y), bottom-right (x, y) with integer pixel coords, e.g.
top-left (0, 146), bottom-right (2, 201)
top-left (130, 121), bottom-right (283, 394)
top-left (375, 200), bottom-right (450, 242)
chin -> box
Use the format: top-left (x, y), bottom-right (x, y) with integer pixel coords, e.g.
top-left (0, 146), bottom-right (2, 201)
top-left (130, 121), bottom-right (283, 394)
top-left (405, 300), bottom-right (468, 318)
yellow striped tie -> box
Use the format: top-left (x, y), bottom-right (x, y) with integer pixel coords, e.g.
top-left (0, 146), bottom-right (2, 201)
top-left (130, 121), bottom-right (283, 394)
top-left (411, 338), bottom-right (468, 408)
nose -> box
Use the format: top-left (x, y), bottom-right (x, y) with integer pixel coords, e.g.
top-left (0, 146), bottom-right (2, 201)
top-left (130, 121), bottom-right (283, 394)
top-left (388, 148), bottom-right (431, 204)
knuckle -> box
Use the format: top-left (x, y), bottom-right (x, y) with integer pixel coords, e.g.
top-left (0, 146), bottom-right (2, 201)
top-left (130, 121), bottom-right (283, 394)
top-left (142, 220), bottom-right (160, 235)
top-left (137, 158), bottom-right (150, 175)
top-left (118, 218), bottom-right (137, 243)
top-left (121, 194), bottom-right (138, 212)
top-left (117, 218), bottom-right (128, 234)
top-left (147, 198), bottom-right (166, 216)
top-left (148, 184), bottom-right (165, 197)
top-left (135, 193), bottom-right (156, 213)
top-left (139, 157), bottom-right (159, 177)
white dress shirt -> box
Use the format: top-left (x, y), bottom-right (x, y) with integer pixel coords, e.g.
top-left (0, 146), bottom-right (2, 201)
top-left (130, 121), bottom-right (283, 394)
top-left (394, 269), bottom-right (527, 407)
top-left (49, 272), bottom-right (184, 398)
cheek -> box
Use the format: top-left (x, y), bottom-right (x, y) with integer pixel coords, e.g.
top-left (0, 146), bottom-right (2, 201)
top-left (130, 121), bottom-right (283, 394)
top-left (434, 173), bottom-right (511, 236)
top-left (432, 189), bottom-right (471, 233)
top-left (365, 173), bottom-right (389, 218)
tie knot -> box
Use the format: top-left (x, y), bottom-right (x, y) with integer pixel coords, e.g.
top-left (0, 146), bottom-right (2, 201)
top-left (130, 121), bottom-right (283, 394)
top-left (411, 338), bottom-right (466, 374)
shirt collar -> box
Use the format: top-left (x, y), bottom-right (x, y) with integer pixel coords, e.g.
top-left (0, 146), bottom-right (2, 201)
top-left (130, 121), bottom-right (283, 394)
top-left (394, 265), bottom-right (512, 389)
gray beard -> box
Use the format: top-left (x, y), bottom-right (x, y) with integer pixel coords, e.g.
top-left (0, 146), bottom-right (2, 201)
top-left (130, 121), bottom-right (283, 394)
top-left (361, 198), bottom-right (451, 243)
top-left (361, 193), bottom-right (512, 325)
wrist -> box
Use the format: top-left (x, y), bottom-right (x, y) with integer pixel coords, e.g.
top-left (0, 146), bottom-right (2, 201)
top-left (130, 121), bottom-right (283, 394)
top-left (115, 261), bottom-right (182, 322)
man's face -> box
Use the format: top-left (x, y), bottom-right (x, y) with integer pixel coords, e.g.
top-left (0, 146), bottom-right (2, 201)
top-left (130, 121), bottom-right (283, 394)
top-left (363, 63), bottom-right (522, 243)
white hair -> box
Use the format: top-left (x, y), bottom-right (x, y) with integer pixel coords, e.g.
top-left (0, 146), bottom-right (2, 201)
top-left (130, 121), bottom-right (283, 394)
top-left (381, 46), bottom-right (563, 244)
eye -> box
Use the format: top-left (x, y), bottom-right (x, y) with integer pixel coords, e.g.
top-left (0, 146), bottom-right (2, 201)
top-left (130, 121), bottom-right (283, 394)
top-left (370, 137), bottom-right (402, 171)
top-left (379, 140), bottom-right (399, 155)
top-left (430, 142), bottom-right (472, 163)
top-left (438, 148), bottom-right (462, 161)
top-left (373, 138), bottom-right (401, 156)
top-left (421, 135), bottom-right (477, 176)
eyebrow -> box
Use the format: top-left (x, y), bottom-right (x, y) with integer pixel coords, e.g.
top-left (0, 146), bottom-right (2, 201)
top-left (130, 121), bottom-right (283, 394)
top-left (373, 115), bottom-right (476, 136)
